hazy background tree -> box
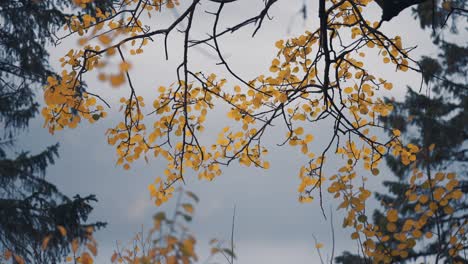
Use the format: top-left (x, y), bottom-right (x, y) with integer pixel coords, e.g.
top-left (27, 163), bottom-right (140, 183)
top-left (336, 0), bottom-right (467, 263)
top-left (0, 1), bottom-right (111, 263)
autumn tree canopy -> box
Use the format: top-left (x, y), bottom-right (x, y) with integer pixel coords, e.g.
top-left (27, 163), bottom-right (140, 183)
top-left (40, 0), bottom-right (467, 261)
top-left (1, 0), bottom-right (467, 263)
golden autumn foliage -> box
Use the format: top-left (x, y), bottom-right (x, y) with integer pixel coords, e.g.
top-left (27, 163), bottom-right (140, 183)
top-left (1, 189), bottom-right (234, 264)
top-left (0, 0), bottom-right (459, 263)
top-left (41, 0), bottom-right (416, 207)
top-left (108, 189), bottom-right (233, 264)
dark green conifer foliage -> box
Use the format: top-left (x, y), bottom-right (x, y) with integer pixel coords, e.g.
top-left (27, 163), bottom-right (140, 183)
top-left (0, 1), bottom-right (112, 263)
top-left (335, 251), bottom-right (369, 264)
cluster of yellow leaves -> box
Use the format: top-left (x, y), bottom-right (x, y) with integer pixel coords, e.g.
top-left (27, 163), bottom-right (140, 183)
top-left (73, 0), bottom-right (94, 9)
top-left (141, 74), bottom-right (274, 205)
top-left (64, 227), bottom-right (99, 264)
top-left (42, 0), bottom-right (193, 206)
top-left (43, 0), bottom-right (181, 133)
top-left (1, 190), bottom-right (232, 264)
top-left (370, 171), bottom-right (466, 262)
top-left (2, 250), bottom-right (26, 264)
top-left (109, 189), bottom-right (232, 264)
top-left (42, 70), bottom-right (107, 134)
top-left (267, 21), bottom-right (408, 204)
top-left (111, 218), bottom-right (198, 264)
top-left (329, 0), bottom-right (410, 72)
top-left (38, 0), bottom-right (466, 263)
top-left (44, 0), bottom-right (417, 208)
top-left (2, 226), bottom-right (98, 264)
top-left (329, 169), bottom-right (466, 263)
top-left (107, 96), bottom-right (147, 170)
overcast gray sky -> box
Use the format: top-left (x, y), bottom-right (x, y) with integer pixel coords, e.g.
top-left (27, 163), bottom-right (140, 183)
top-left (18, 0), bottom-right (444, 263)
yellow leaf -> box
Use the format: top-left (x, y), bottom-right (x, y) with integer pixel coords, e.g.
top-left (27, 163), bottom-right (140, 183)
top-left (442, 1), bottom-right (452, 11)
top-left (167, 256), bottom-right (177, 264)
top-left (119, 62), bottom-right (131, 72)
top-left (275, 40), bottom-right (284, 49)
top-left (87, 243), bottom-right (98, 256)
top-left (98, 35), bottom-right (112, 45)
top-left (72, 238), bottom-right (79, 253)
top-left (211, 247), bottom-right (220, 255)
top-left (182, 203), bottom-right (194, 214)
top-left (4, 250), bottom-right (12, 260)
top-left (110, 74), bottom-right (125, 87)
top-left (412, 229), bottom-right (422, 238)
top-left (42, 235), bottom-right (52, 250)
top-left (451, 189), bottom-right (463, 200)
top-left (81, 252), bottom-right (94, 264)
top-left (433, 188), bottom-right (445, 201)
top-left (315, 243), bottom-right (324, 249)
top-left (301, 144), bottom-right (308, 154)
top-left (57, 225), bottom-right (67, 237)
top-left (386, 222), bottom-right (397, 232)
top-left (78, 37), bottom-right (88, 46)
top-left (386, 209), bottom-right (398, 222)
top-left (408, 193), bottom-right (418, 202)
top-left (110, 252), bottom-right (118, 263)
top-left (182, 238), bottom-right (196, 257)
top-left (294, 127), bottom-right (304, 135)
top-left (304, 134), bottom-right (314, 143)
top-left (279, 93), bottom-right (288, 103)
top-left (167, 236), bottom-right (178, 247)
top-left (419, 194), bottom-right (429, 204)
top-left (449, 236), bottom-right (457, 245)
top-left (371, 168), bottom-right (380, 176)
top-left (14, 255), bottom-right (25, 264)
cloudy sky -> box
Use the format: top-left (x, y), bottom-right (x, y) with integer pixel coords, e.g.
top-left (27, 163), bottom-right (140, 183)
top-left (19, 0), bottom-right (442, 263)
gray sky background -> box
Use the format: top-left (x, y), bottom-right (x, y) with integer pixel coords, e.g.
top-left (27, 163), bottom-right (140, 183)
top-left (17, 0), bottom-right (446, 263)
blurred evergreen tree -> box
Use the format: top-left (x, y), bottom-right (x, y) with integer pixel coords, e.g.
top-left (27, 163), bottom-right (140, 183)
top-left (0, 1), bottom-right (112, 263)
top-left (335, 251), bottom-right (369, 264)
top-left (336, 0), bottom-right (467, 263)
